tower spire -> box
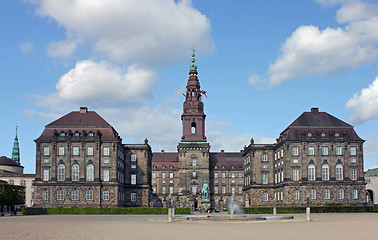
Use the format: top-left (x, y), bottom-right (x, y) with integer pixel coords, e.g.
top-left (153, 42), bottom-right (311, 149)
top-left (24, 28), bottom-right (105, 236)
top-left (11, 126), bottom-right (20, 164)
top-left (181, 50), bottom-right (207, 142)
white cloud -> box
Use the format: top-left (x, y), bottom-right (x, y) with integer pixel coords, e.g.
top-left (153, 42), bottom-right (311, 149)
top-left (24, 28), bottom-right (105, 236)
top-left (19, 42), bottom-right (33, 53)
top-left (259, 0), bottom-right (378, 86)
top-left (46, 39), bottom-right (78, 58)
top-left (32, 0), bottom-right (214, 66)
top-left (346, 76), bottom-right (378, 124)
top-left (53, 60), bottom-right (156, 105)
top-left (248, 74), bottom-right (262, 85)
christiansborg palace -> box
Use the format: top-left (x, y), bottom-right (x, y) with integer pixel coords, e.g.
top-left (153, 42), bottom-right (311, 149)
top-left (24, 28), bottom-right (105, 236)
top-left (32, 55), bottom-right (366, 210)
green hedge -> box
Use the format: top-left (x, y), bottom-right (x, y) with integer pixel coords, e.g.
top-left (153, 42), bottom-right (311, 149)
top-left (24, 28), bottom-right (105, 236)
top-left (22, 207), bottom-right (190, 215)
top-left (243, 205), bottom-right (378, 214)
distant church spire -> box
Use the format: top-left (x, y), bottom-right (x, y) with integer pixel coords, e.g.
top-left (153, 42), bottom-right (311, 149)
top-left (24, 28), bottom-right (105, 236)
top-left (11, 126), bottom-right (20, 164)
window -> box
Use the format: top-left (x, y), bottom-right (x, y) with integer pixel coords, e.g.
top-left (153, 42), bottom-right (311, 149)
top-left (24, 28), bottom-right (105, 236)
top-left (231, 186), bottom-right (236, 194)
top-left (308, 147), bottom-right (315, 156)
top-left (57, 164), bottom-right (65, 181)
top-left (42, 190), bottom-right (49, 200)
top-left (58, 146), bottom-right (65, 156)
top-left (71, 190), bottom-right (79, 200)
top-left (292, 169), bottom-right (299, 181)
top-left (307, 132), bottom-right (312, 137)
top-left (86, 164), bottom-right (94, 181)
top-left (352, 189), bottom-right (358, 199)
top-left (131, 164), bottom-right (136, 169)
top-left (263, 192), bottom-right (269, 201)
top-left (60, 132), bottom-right (66, 137)
top-left (336, 146), bottom-right (342, 156)
top-left (292, 147), bottom-right (299, 156)
top-left (162, 186), bottom-right (166, 194)
top-left (350, 158), bottom-right (357, 164)
top-left (350, 147), bottom-right (356, 156)
top-left (293, 190), bottom-right (300, 200)
top-left (262, 153), bottom-right (268, 162)
top-left (309, 189), bottom-right (316, 200)
top-left (103, 147), bottom-right (110, 156)
top-left (103, 191), bottom-right (110, 200)
top-left (74, 131), bottom-right (80, 137)
top-left (43, 169), bottom-right (49, 181)
top-left (214, 172), bottom-right (218, 178)
top-left (221, 186), bottom-right (226, 194)
top-left (262, 173), bottom-right (268, 184)
top-left (72, 146), bottom-right (79, 156)
top-left (281, 149), bottom-right (284, 157)
top-left (131, 154), bottom-right (137, 162)
top-left (323, 189), bottom-right (330, 200)
top-left (214, 186), bottom-right (219, 194)
top-left (192, 158), bottom-right (197, 166)
top-left (169, 172), bottom-right (174, 178)
top-left (238, 172), bottom-right (243, 178)
top-left (293, 159), bottom-right (298, 164)
top-left (337, 189), bottom-right (344, 199)
top-left (231, 173), bottom-right (236, 178)
top-left (351, 169), bottom-right (357, 180)
top-left (162, 172), bottom-right (166, 178)
top-left (104, 158), bottom-right (109, 164)
top-left (87, 147), bottom-right (94, 156)
top-left (44, 158), bottom-right (49, 164)
top-left (72, 164), bottom-right (80, 181)
top-left (322, 164), bottom-right (329, 181)
top-left (152, 186), bottom-right (156, 193)
top-left (191, 122), bottom-right (196, 134)
top-left (152, 172), bottom-right (156, 179)
top-left (131, 174), bottom-right (137, 185)
top-left (170, 165), bottom-right (174, 169)
top-left (86, 190), bottom-right (93, 200)
top-left (9, 180), bottom-right (14, 185)
top-left (131, 193), bottom-right (137, 202)
top-left (192, 186), bottom-right (197, 194)
top-left (162, 165), bottom-right (166, 169)
top-left (43, 146), bottom-right (50, 156)
top-left (103, 169), bottom-right (110, 181)
top-left (20, 180), bottom-right (25, 186)
top-left (321, 132), bottom-right (326, 137)
top-left (336, 164), bottom-right (343, 180)
top-left (221, 172), bottom-right (226, 178)
top-left (89, 132), bottom-right (94, 137)
top-left (169, 186), bottom-right (174, 194)
top-left (238, 186), bottom-right (243, 194)
top-left (308, 164), bottom-right (315, 181)
top-left (57, 189), bottom-right (64, 200)
top-left (192, 171), bottom-right (197, 178)
top-left (322, 146), bottom-right (328, 156)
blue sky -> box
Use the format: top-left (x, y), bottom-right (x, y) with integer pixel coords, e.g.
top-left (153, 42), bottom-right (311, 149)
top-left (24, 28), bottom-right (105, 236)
top-left (1, 0), bottom-right (378, 174)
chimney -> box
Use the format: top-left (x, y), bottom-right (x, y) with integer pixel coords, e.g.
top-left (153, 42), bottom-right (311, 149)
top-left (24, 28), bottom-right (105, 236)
top-left (161, 150), bottom-right (165, 153)
top-left (80, 107), bottom-right (88, 113)
top-left (221, 150), bottom-right (224, 153)
top-left (311, 107), bottom-right (319, 112)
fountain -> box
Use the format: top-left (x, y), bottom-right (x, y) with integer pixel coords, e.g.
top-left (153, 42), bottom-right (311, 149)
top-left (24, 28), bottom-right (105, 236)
top-left (228, 193), bottom-right (242, 218)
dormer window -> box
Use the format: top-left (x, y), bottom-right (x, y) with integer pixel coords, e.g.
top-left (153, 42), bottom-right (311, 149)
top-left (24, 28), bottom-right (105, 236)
top-left (60, 132), bottom-right (66, 137)
top-left (307, 132), bottom-right (312, 137)
top-left (89, 132), bottom-right (94, 137)
top-left (321, 132), bottom-right (326, 137)
top-left (74, 131), bottom-right (80, 137)
top-left (335, 132), bottom-right (340, 137)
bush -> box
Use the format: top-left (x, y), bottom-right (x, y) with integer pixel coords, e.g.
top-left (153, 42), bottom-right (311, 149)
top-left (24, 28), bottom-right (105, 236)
top-left (243, 205), bottom-right (378, 214)
top-left (22, 207), bottom-right (191, 215)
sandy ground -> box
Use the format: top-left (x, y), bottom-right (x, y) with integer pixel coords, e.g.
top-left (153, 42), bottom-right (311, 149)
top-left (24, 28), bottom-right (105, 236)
top-left (1, 213), bottom-right (378, 240)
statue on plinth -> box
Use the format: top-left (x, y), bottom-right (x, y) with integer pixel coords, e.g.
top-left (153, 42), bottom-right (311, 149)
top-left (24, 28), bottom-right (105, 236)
top-left (201, 181), bottom-right (210, 201)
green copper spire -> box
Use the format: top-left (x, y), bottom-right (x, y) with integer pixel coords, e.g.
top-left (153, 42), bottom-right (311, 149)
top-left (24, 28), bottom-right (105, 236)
top-left (190, 48), bottom-right (197, 71)
top-left (11, 126), bottom-right (20, 165)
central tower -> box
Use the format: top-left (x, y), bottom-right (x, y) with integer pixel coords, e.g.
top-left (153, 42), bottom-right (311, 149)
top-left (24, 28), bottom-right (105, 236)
top-left (177, 51), bottom-right (211, 209)
top-left (181, 52), bottom-right (207, 142)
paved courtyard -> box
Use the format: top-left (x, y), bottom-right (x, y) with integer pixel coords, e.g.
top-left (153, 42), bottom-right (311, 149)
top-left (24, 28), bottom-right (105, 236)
top-left (1, 213), bottom-right (377, 240)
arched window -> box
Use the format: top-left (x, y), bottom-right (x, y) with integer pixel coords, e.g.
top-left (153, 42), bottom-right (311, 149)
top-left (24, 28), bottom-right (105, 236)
top-left (57, 164), bottom-right (65, 181)
top-left (72, 164), bottom-right (80, 181)
top-left (309, 189), bottom-right (316, 199)
top-left (337, 188), bottom-right (344, 199)
top-left (191, 122), bottom-right (196, 134)
top-left (321, 164), bottom-right (329, 181)
top-left (336, 164), bottom-right (343, 180)
top-left (86, 164), bottom-right (94, 181)
top-left (308, 164), bottom-right (315, 181)
top-left (131, 193), bottom-right (137, 202)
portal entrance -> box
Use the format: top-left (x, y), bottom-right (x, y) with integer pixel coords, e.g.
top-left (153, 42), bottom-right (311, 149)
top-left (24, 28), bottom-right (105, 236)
top-left (367, 189), bottom-right (374, 203)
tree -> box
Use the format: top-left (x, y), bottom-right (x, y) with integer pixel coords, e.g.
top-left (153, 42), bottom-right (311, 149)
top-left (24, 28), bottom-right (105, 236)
top-left (0, 183), bottom-right (25, 215)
